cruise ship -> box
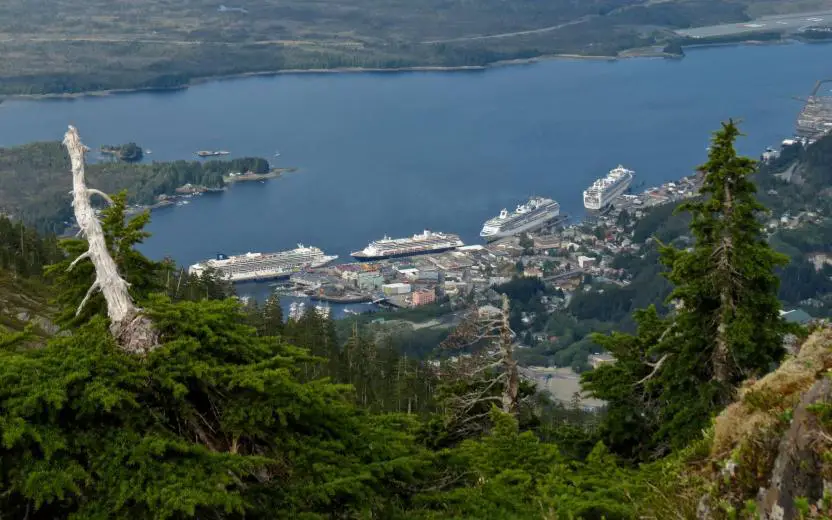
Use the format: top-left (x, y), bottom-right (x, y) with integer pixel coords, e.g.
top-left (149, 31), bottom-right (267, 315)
top-left (583, 165), bottom-right (635, 210)
top-left (188, 245), bottom-right (337, 282)
top-left (480, 196), bottom-right (560, 241)
top-left (351, 230), bottom-right (464, 260)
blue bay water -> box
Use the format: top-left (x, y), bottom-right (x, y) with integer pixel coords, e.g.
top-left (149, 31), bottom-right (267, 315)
top-left (0, 43), bottom-right (830, 272)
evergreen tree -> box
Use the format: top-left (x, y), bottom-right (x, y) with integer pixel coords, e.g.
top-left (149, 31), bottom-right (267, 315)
top-left (662, 120), bottom-right (787, 392)
top-left (583, 121), bottom-right (789, 455)
top-left (259, 293), bottom-right (283, 337)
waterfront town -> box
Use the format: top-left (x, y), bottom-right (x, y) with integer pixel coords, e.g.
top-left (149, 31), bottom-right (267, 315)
top-left (186, 81), bottom-right (832, 407)
top-left (280, 171), bottom-right (704, 311)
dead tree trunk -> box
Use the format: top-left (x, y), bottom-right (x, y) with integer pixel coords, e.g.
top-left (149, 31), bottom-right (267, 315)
top-left (64, 125), bottom-right (158, 355)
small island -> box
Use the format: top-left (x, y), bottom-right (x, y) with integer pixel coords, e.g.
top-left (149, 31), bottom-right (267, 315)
top-left (101, 142), bottom-right (143, 162)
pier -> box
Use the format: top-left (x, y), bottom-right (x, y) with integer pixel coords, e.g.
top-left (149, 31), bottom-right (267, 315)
top-left (795, 79), bottom-right (832, 141)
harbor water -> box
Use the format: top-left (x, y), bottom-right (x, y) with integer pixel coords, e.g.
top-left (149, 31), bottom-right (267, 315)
top-left (0, 42), bottom-right (830, 308)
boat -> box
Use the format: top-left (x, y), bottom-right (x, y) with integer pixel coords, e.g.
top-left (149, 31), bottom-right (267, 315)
top-left (351, 230), bottom-right (464, 261)
top-left (274, 150), bottom-right (281, 157)
top-left (196, 150), bottom-right (230, 157)
top-left (480, 196), bottom-right (560, 241)
top-left (583, 165), bottom-right (635, 211)
top-left (188, 245), bottom-right (338, 282)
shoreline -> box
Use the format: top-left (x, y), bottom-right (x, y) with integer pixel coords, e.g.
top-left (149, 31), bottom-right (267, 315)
top-left (0, 53), bottom-right (624, 103)
top-left (0, 38), bottom-right (826, 104)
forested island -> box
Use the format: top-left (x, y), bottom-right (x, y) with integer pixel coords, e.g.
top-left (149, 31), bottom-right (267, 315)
top-left (0, 0), bottom-right (829, 96)
top-left (0, 122), bottom-right (829, 519)
top-left (0, 141), bottom-right (274, 233)
top-left (100, 142), bottom-right (144, 162)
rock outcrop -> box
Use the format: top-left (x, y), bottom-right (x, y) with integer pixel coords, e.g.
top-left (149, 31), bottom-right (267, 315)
top-left (703, 327), bottom-right (832, 519)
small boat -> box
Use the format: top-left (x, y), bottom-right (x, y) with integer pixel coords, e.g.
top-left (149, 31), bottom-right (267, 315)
top-left (274, 150), bottom-right (281, 157)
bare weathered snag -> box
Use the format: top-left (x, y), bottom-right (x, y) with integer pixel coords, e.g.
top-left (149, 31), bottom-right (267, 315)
top-left (441, 294), bottom-right (519, 423)
top-left (64, 125), bottom-right (158, 355)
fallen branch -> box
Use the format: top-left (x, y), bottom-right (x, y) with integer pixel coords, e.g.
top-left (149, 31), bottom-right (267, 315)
top-left (64, 125), bottom-right (158, 355)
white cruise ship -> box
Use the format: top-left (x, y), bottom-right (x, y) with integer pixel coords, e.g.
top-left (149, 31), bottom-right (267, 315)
top-left (351, 230), bottom-right (464, 260)
top-left (189, 245), bottom-right (337, 282)
top-left (480, 196), bottom-right (560, 241)
top-left (583, 165), bottom-right (635, 210)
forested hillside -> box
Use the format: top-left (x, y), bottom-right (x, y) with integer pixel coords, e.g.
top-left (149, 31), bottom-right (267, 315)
top-left (0, 141), bottom-right (269, 233)
top-left (0, 122), bottom-right (829, 519)
top-left (0, 0), bottom-right (828, 95)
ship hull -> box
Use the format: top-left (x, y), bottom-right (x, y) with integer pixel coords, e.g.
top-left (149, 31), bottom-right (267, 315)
top-left (583, 178), bottom-right (633, 210)
top-left (480, 210), bottom-right (562, 241)
top-left (351, 246), bottom-right (458, 261)
top-left (195, 255), bottom-right (337, 283)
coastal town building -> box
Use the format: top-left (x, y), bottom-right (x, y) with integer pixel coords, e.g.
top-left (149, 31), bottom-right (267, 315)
top-left (412, 290), bottom-right (436, 307)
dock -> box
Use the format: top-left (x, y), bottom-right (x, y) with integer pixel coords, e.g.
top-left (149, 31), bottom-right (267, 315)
top-left (795, 79), bottom-right (832, 141)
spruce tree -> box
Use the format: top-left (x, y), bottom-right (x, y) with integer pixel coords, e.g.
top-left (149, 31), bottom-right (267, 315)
top-left (259, 293), bottom-right (284, 337)
top-left (584, 121), bottom-right (789, 455)
top-left (661, 120), bottom-right (787, 393)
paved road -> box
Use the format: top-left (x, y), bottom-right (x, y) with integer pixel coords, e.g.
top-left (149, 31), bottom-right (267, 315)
top-left (676, 10), bottom-right (832, 38)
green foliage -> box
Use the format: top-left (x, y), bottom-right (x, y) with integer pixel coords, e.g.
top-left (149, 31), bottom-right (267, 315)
top-left (656, 121), bottom-right (787, 443)
top-left (3, 120), bottom-right (827, 519)
top-left (45, 192), bottom-right (167, 328)
top-left (0, 141), bottom-right (272, 234)
top-left (582, 305), bottom-right (669, 460)
top-left (412, 411), bottom-right (640, 519)
top-left (102, 142), bottom-right (143, 162)
top-left (584, 121), bottom-right (789, 459)
top-left (0, 0), bottom-right (778, 96)
top-left (0, 215), bottom-right (63, 277)
top-left (0, 297), bottom-right (436, 519)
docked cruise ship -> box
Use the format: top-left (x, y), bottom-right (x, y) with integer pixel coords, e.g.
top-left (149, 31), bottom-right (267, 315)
top-left (188, 245), bottom-right (338, 282)
top-left (583, 165), bottom-right (635, 210)
top-left (351, 230), bottom-right (464, 260)
top-left (480, 196), bottom-right (560, 241)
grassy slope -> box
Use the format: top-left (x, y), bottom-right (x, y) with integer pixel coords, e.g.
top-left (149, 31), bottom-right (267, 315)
top-left (0, 0), bottom-right (828, 96)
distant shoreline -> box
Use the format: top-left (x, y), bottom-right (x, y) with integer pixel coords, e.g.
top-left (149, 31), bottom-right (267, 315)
top-left (0, 54), bottom-right (621, 102)
top-left (0, 38), bottom-right (824, 103)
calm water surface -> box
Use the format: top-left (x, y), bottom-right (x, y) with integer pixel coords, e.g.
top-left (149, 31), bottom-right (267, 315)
top-left (0, 43), bottom-right (830, 274)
